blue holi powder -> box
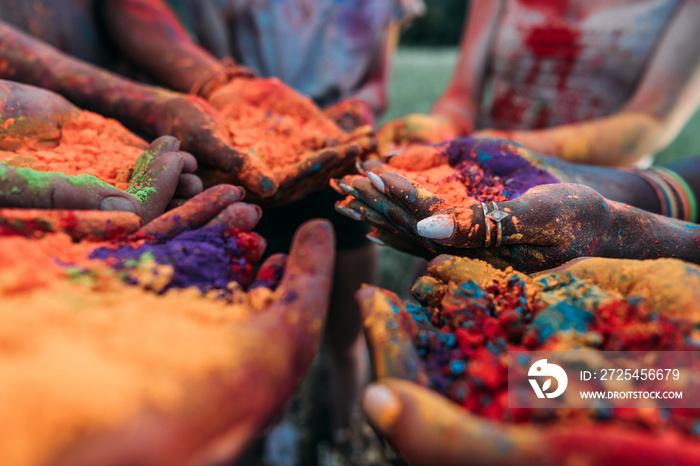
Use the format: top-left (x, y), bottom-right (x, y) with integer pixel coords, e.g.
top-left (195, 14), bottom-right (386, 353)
top-left (449, 359), bottom-right (466, 376)
top-left (532, 301), bottom-right (595, 342)
top-left (90, 225), bottom-right (248, 294)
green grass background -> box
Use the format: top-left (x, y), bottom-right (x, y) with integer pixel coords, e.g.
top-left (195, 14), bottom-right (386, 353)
top-left (377, 47), bottom-right (700, 294)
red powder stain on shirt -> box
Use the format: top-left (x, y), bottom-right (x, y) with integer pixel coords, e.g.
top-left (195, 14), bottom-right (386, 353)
top-left (0, 111), bottom-right (146, 190)
top-left (491, 11), bottom-right (582, 129)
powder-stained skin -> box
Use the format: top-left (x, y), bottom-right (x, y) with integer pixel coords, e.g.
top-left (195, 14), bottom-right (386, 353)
top-left (357, 255), bottom-right (700, 463)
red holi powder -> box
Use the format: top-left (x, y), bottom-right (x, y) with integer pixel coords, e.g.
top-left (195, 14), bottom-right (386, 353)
top-left (405, 266), bottom-right (695, 434)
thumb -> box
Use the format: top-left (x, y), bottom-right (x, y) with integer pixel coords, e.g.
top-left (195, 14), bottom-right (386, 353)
top-left (362, 379), bottom-right (540, 466)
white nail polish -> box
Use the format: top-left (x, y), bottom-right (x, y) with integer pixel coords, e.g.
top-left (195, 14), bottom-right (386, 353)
top-left (367, 171), bottom-right (385, 193)
top-left (366, 235), bottom-right (385, 246)
top-left (339, 183), bottom-right (352, 194)
top-left (355, 160), bottom-right (366, 174)
top-left (417, 214), bottom-right (455, 239)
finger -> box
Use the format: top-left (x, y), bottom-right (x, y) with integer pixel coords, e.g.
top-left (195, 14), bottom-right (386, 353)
top-left (364, 379), bottom-right (700, 466)
top-left (415, 202), bottom-right (491, 248)
top-left (276, 143), bottom-right (359, 196)
top-left (205, 202), bottom-right (262, 232)
top-left (128, 151), bottom-right (186, 223)
top-left (203, 138), bottom-right (278, 198)
top-left (180, 151), bottom-right (198, 173)
top-left (372, 171), bottom-right (445, 218)
top-left (362, 379), bottom-right (541, 466)
top-left (384, 145), bottom-right (448, 171)
top-left (265, 219), bottom-right (336, 371)
top-left (355, 286), bottom-right (428, 383)
top-left (0, 208), bottom-right (141, 241)
top-left (426, 254), bottom-right (497, 286)
top-left (344, 177), bottom-right (420, 236)
top-left (174, 173), bottom-right (204, 198)
top-left (357, 159), bottom-right (385, 175)
top-left (0, 165), bottom-right (143, 216)
top-left (133, 185), bottom-right (245, 241)
top-left (335, 198), bottom-right (445, 258)
top-left (249, 253), bottom-right (287, 290)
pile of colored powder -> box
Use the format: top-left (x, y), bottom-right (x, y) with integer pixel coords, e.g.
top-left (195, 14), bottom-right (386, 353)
top-left (384, 138), bottom-right (561, 206)
top-left (90, 225), bottom-right (265, 294)
top-left (0, 111), bottom-right (146, 190)
top-left (394, 257), bottom-right (700, 434)
top-left (212, 81), bottom-right (347, 169)
top-left (0, 259), bottom-right (261, 466)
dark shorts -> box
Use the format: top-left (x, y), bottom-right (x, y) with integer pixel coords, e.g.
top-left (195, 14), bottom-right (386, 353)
top-left (255, 188), bottom-right (370, 255)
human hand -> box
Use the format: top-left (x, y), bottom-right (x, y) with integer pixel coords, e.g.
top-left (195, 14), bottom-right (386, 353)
top-left (206, 78), bottom-right (377, 205)
top-left (338, 174), bottom-right (615, 272)
top-left (0, 79), bottom-right (80, 150)
top-left (152, 93), bottom-right (277, 198)
top-left (356, 279), bottom-right (700, 465)
top-left (0, 136), bottom-right (201, 224)
top-left (334, 138), bottom-right (570, 269)
top-left (472, 128), bottom-right (560, 157)
top-left (377, 114), bottom-right (460, 155)
top-left (323, 97), bottom-right (376, 132)
top-left (13, 217), bottom-right (335, 466)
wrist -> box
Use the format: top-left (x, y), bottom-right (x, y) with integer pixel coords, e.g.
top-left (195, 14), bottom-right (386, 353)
top-left (189, 58), bottom-right (257, 100)
top-left (623, 167), bottom-right (697, 222)
top-left (431, 99), bottom-right (474, 135)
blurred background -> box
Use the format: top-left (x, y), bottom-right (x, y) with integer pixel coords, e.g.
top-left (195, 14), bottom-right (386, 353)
top-left (381, 0), bottom-right (700, 166)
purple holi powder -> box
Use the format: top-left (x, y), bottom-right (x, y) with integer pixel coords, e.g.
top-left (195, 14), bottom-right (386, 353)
top-left (444, 137), bottom-right (560, 200)
top-left (90, 224), bottom-right (250, 293)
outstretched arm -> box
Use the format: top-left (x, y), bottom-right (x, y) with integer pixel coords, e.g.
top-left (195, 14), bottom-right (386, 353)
top-left (0, 22), bottom-right (276, 196)
top-left (475, 0), bottom-right (700, 166)
top-left (431, 0), bottom-right (504, 135)
top-left (102, 0), bottom-right (229, 94)
top-left (376, 0), bottom-right (504, 152)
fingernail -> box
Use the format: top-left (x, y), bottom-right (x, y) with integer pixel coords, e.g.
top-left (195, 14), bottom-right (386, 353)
top-left (355, 160), bottom-right (366, 175)
top-left (362, 384), bottom-right (402, 434)
top-left (366, 171), bottom-right (385, 193)
top-left (335, 205), bottom-right (362, 221)
top-left (417, 214), bottom-right (454, 239)
top-left (366, 234), bottom-right (384, 246)
top-left (100, 196), bottom-right (138, 213)
top-left (339, 183), bottom-right (353, 194)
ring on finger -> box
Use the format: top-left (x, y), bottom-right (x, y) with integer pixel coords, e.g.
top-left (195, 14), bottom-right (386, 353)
top-left (481, 201), bottom-right (510, 247)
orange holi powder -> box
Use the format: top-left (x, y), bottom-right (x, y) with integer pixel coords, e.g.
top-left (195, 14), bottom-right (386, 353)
top-left (0, 232), bottom-right (275, 466)
top-left (212, 81), bottom-right (347, 169)
top-left (386, 162), bottom-right (485, 208)
top-left (0, 111), bottom-right (146, 190)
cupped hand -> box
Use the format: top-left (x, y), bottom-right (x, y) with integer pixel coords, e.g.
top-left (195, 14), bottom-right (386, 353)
top-left (356, 279), bottom-right (700, 466)
top-left (0, 136), bottom-right (202, 224)
top-left (152, 93), bottom-right (277, 198)
top-left (334, 138), bottom-right (577, 270)
top-left (376, 114), bottom-right (459, 155)
top-left (48, 219), bottom-right (336, 466)
top-left (206, 78), bottom-right (376, 205)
